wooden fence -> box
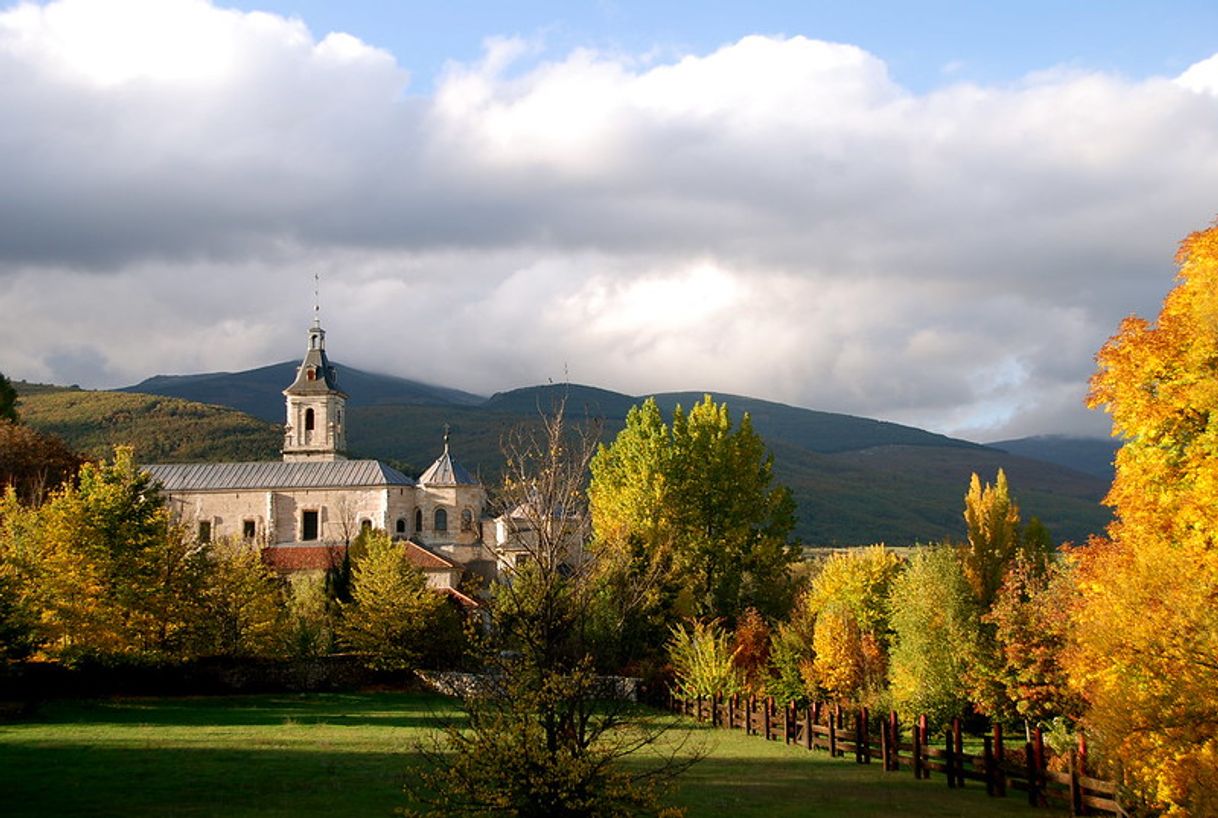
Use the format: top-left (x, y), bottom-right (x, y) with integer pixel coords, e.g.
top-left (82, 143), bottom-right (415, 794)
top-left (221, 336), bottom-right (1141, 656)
top-left (673, 694), bottom-right (1124, 817)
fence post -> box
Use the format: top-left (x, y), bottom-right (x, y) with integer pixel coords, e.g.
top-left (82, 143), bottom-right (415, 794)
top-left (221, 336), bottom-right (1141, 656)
top-left (1033, 727), bottom-right (1046, 807)
top-left (912, 723), bottom-right (922, 779)
top-left (829, 707), bottom-right (838, 757)
top-left (854, 709), bottom-right (864, 764)
top-left (945, 729), bottom-right (956, 789)
top-left (889, 711), bottom-right (900, 771)
top-left (918, 714), bottom-right (930, 778)
top-left (952, 717), bottom-right (964, 788)
top-left (1069, 749), bottom-right (1084, 816)
top-left (984, 735), bottom-right (995, 797)
top-left (1025, 740), bottom-right (1038, 806)
top-left (805, 704), bottom-right (814, 751)
top-left (1076, 733), bottom-right (1089, 816)
top-left (994, 723), bottom-right (1006, 796)
top-left (880, 714), bottom-right (890, 772)
top-left (862, 707), bottom-right (871, 764)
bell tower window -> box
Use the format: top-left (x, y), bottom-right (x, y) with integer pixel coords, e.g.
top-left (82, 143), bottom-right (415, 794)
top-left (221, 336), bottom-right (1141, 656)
top-left (305, 408), bottom-right (315, 432)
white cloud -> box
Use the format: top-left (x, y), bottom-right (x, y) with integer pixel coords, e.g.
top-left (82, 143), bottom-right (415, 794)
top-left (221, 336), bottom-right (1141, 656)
top-left (2, 0), bottom-right (1217, 440)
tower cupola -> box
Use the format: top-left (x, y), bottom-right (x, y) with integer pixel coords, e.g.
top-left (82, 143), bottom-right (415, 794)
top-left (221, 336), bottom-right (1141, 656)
top-left (282, 310), bottom-right (348, 462)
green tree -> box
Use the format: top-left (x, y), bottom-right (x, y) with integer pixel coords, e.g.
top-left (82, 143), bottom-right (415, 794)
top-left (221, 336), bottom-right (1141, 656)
top-left (339, 530), bottom-right (446, 671)
top-left (589, 396), bottom-right (798, 626)
top-left (410, 397), bottom-right (691, 817)
top-left (887, 546), bottom-right (981, 728)
top-left (0, 372), bottom-right (17, 423)
top-left (667, 619), bottom-right (743, 700)
top-left (195, 538), bottom-right (285, 658)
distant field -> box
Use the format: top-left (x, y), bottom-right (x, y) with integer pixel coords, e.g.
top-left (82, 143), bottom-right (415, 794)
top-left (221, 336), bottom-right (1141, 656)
top-left (0, 692), bottom-right (1040, 817)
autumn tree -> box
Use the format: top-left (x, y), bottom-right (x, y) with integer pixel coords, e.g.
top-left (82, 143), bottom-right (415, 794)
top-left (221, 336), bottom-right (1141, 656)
top-left (194, 538), bottom-right (286, 658)
top-left (960, 469), bottom-right (1022, 610)
top-left (730, 607), bottom-right (771, 696)
top-left (589, 396), bottom-right (798, 627)
top-left (1068, 221), bottom-right (1218, 814)
top-left (0, 447), bottom-right (214, 661)
top-left (338, 530), bottom-right (447, 671)
top-left (887, 546), bottom-right (982, 728)
top-left (799, 546), bottom-right (902, 709)
top-left (0, 420), bottom-right (83, 505)
top-left (981, 555), bottom-right (1083, 734)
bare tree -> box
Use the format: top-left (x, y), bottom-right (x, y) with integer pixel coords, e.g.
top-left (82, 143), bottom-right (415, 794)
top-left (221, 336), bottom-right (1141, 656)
top-left (407, 394), bottom-right (699, 818)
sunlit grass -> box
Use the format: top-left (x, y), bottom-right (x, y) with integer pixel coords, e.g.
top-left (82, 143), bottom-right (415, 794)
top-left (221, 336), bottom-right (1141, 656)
top-left (0, 693), bottom-right (1044, 817)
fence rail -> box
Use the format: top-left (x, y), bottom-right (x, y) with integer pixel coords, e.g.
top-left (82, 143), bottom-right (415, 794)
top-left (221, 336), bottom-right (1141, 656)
top-left (673, 694), bottom-right (1124, 817)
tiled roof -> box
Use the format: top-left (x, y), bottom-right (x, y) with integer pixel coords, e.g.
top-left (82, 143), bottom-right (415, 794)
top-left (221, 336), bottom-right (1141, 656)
top-left (403, 540), bottom-right (457, 571)
top-left (418, 446), bottom-right (478, 486)
top-left (144, 459), bottom-right (414, 491)
top-left (262, 544), bottom-right (345, 572)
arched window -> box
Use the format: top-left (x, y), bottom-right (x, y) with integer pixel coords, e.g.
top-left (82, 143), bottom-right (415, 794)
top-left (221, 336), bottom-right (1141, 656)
top-left (414, 509), bottom-right (423, 532)
top-left (461, 509), bottom-right (473, 532)
top-left (395, 518), bottom-right (406, 534)
top-left (434, 508), bottom-right (448, 532)
top-left (360, 519), bottom-right (372, 534)
top-left (304, 407), bottom-right (315, 432)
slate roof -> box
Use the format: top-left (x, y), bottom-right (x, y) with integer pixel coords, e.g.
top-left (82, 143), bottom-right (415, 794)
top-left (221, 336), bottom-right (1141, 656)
top-left (283, 323), bottom-right (345, 397)
top-left (144, 459), bottom-right (415, 491)
top-left (418, 446), bottom-right (478, 486)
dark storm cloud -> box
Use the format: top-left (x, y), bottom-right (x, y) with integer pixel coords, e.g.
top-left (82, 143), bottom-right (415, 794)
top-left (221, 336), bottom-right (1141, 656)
top-left (3, 1), bottom-right (1218, 438)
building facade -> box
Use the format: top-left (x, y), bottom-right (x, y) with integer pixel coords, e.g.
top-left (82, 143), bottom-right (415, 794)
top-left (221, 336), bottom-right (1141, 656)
top-left (144, 317), bottom-right (533, 598)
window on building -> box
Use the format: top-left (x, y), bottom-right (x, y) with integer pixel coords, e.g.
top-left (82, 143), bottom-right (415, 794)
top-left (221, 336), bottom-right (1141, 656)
top-left (461, 509), bottom-right (473, 532)
top-left (414, 509), bottom-right (423, 532)
top-left (360, 519), bottom-right (372, 534)
top-left (515, 553), bottom-right (531, 568)
top-left (396, 518), bottom-right (406, 534)
top-left (306, 368), bottom-right (316, 381)
top-left (434, 508), bottom-right (448, 532)
top-left (242, 519), bottom-right (256, 540)
top-left (198, 520), bottom-right (211, 543)
top-left (302, 510), bottom-right (319, 541)
top-left (304, 408), bottom-right (315, 432)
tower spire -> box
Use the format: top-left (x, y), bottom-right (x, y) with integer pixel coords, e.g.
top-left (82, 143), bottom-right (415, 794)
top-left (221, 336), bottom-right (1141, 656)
top-left (313, 272), bottom-right (321, 329)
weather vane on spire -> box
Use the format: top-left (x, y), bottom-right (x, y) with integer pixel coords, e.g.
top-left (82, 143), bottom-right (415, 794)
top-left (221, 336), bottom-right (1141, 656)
top-left (313, 272), bottom-right (321, 327)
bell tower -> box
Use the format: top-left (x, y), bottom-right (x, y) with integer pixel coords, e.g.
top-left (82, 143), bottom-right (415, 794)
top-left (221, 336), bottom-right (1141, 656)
top-left (282, 287), bottom-right (347, 462)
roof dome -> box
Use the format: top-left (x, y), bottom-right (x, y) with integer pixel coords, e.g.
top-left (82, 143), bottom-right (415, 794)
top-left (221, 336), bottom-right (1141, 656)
top-left (418, 437), bottom-right (477, 486)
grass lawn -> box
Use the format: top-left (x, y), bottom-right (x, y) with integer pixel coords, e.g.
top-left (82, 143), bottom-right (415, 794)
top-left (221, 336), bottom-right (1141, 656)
top-left (0, 692), bottom-right (1050, 817)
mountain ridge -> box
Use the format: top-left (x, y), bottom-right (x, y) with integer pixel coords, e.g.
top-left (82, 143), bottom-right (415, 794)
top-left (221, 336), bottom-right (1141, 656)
top-left (31, 365), bottom-right (1114, 546)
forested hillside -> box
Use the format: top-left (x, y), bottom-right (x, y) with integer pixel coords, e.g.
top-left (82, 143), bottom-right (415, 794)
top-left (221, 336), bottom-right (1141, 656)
top-left (24, 375), bottom-right (1111, 546)
top-left (16, 385), bottom-right (281, 462)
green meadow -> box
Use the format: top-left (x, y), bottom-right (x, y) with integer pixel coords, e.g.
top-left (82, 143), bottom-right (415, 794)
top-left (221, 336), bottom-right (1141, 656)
top-left (0, 692), bottom-right (1042, 817)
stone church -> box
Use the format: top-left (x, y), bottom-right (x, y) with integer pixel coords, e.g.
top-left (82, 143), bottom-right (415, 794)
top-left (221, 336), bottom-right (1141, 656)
top-left (145, 315), bottom-right (529, 603)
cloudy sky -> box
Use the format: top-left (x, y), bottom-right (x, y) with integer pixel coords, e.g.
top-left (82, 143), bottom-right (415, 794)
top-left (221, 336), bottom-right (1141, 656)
top-left (3, 0), bottom-right (1218, 441)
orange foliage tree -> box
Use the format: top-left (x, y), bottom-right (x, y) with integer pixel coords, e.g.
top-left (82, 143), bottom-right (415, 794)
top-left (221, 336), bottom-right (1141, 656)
top-left (1071, 221), bottom-right (1218, 815)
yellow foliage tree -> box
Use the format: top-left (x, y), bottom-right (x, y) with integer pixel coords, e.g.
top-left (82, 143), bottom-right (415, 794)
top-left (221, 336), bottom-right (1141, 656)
top-left (960, 469), bottom-right (1021, 610)
top-left (1072, 221), bottom-right (1218, 815)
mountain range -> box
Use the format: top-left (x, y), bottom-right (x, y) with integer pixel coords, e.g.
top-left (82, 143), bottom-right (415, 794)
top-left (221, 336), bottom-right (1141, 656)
top-left (14, 362), bottom-right (1118, 546)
